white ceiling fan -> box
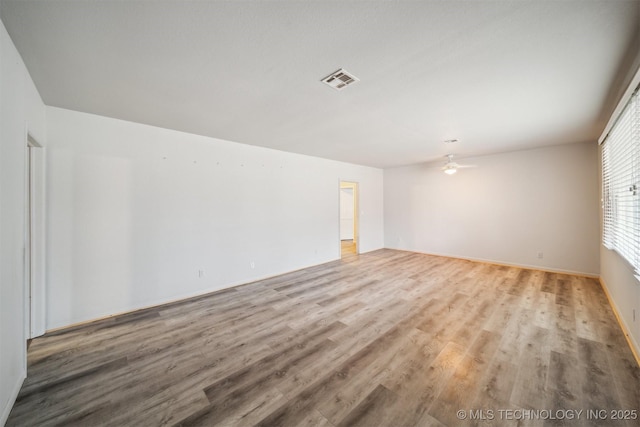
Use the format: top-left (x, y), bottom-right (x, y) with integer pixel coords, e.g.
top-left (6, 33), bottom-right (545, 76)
top-left (441, 154), bottom-right (477, 175)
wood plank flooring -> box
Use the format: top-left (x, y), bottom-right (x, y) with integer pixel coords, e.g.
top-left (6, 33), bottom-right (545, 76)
top-left (7, 249), bottom-right (640, 426)
top-left (340, 240), bottom-right (357, 258)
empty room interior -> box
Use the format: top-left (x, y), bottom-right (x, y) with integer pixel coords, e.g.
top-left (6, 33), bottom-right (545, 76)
top-left (1, 1), bottom-right (640, 426)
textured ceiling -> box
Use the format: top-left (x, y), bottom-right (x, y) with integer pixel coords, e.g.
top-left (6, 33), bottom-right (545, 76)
top-left (1, 0), bottom-right (639, 168)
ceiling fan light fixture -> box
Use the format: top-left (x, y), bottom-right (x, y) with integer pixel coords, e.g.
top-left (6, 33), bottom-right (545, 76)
top-left (444, 166), bottom-right (457, 175)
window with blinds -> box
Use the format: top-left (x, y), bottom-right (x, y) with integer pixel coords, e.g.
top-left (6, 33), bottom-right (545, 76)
top-left (602, 89), bottom-right (639, 272)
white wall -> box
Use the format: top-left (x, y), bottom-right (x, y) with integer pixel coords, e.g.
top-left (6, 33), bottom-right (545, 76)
top-left (45, 107), bottom-right (384, 329)
top-left (0, 20), bottom-right (46, 426)
top-left (600, 248), bottom-right (640, 359)
top-left (599, 102), bottom-right (640, 355)
top-left (384, 142), bottom-right (599, 276)
top-left (598, 40), bottom-right (640, 362)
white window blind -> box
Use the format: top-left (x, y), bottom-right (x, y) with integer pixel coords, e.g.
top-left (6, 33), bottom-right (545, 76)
top-left (602, 89), bottom-right (640, 273)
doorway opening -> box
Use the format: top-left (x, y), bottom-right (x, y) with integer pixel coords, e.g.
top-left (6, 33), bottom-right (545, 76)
top-left (339, 181), bottom-right (358, 259)
top-left (25, 136), bottom-right (46, 340)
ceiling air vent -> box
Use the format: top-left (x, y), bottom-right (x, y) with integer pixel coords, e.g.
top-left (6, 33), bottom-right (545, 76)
top-left (321, 68), bottom-right (360, 91)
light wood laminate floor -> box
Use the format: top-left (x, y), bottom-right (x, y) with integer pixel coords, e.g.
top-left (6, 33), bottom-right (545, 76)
top-left (340, 240), bottom-right (357, 258)
top-left (7, 249), bottom-right (640, 426)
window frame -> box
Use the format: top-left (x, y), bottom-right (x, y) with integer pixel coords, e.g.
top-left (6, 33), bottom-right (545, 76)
top-left (601, 87), bottom-right (640, 277)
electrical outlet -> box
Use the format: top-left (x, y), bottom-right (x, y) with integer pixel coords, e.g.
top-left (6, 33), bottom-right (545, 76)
top-left (537, 252), bottom-right (544, 259)
top-left (250, 261), bottom-right (255, 269)
top-left (198, 270), bottom-right (204, 278)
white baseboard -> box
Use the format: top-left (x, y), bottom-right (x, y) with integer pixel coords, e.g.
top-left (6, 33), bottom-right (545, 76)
top-left (386, 247), bottom-right (637, 365)
top-left (384, 246), bottom-right (600, 278)
top-left (46, 245), bottom-right (389, 333)
top-left (599, 277), bottom-right (640, 367)
top-left (1, 372), bottom-right (25, 426)
top-left (46, 255), bottom-right (349, 333)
